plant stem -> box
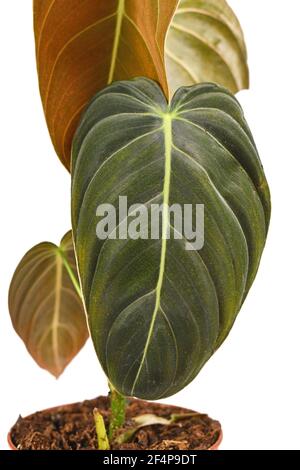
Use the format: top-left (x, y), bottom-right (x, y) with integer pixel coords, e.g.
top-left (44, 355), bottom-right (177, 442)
top-left (60, 251), bottom-right (83, 299)
top-left (93, 409), bottom-right (110, 450)
top-left (109, 383), bottom-right (126, 440)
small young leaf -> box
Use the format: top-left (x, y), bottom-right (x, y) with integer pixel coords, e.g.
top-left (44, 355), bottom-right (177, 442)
top-left (33, 0), bottom-right (179, 170)
top-left (71, 78), bottom-right (271, 400)
top-left (8, 232), bottom-right (88, 378)
top-left (166, 0), bottom-right (249, 94)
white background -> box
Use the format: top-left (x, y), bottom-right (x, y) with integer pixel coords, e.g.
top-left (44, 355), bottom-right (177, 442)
top-left (0, 1), bottom-right (299, 450)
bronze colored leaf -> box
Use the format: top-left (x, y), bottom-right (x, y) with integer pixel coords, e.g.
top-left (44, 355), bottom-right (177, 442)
top-left (166, 0), bottom-right (249, 95)
top-left (33, 0), bottom-right (179, 170)
top-left (8, 232), bottom-right (88, 378)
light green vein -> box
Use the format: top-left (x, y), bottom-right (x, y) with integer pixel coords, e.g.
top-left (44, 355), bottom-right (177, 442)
top-left (108, 0), bottom-right (125, 84)
top-left (131, 113), bottom-right (173, 395)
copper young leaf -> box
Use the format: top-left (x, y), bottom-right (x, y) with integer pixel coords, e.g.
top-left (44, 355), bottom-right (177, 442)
top-left (9, 232), bottom-right (88, 378)
top-left (33, 0), bottom-right (179, 170)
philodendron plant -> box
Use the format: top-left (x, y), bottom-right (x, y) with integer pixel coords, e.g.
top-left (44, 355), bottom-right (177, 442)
top-left (8, 0), bottom-right (270, 449)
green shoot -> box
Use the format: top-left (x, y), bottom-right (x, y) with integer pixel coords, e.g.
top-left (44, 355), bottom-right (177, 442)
top-left (93, 408), bottom-right (110, 450)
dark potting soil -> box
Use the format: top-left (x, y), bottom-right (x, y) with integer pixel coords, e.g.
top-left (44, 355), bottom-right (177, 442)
top-left (11, 396), bottom-right (221, 450)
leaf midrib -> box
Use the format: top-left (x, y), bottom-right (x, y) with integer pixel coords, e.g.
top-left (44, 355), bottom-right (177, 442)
top-left (52, 252), bottom-right (63, 374)
top-left (131, 113), bottom-right (173, 395)
top-left (108, 0), bottom-right (125, 84)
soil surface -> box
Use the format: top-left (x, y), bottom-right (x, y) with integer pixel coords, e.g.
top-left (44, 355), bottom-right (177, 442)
top-left (11, 396), bottom-right (221, 450)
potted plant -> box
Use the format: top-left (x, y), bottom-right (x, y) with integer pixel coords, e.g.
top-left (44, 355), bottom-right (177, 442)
top-left (7, 0), bottom-right (270, 451)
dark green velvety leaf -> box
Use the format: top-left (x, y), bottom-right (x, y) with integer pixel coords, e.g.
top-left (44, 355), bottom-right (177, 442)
top-left (71, 78), bottom-right (271, 399)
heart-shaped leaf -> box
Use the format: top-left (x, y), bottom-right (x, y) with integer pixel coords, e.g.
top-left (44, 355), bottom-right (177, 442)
top-left (166, 0), bottom-right (249, 95)
top-left (71, 78), bottom-right (270, 400)
top-left (33, 0), bottom-right (179, 170)
top-left (8, 232), bottom-right (88, 378)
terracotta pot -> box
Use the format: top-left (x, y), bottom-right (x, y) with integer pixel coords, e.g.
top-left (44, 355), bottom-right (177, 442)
top-left (8, 403), bottom-right (223, 451)
top-left (208, 430), bottom-right (223, 450)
